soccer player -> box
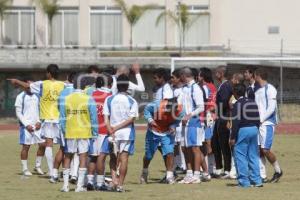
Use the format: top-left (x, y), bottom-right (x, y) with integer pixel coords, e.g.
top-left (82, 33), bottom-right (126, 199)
top-left (141, 97), bottom-right (184, 184)
top-left (229, 83), bottom-right (262, 188)
top-left (111, 63), bottom-right (145, 94)
top-left (244, 66), bottom-right (260, 99)
top-left (87, 73), bottom-right (114, 191)
top-left (59, 74), bottom-right (98, 192)
top-left (8, 64), bottom-right (65, 181)
top-left (255, 68), bottom-right (283, 183)
top-left (198, 67), bottom-right (217, 176)
top-left (212, 66), bottom-right (233, 179)
top-left (15, 78), bottom-right (45, 176)
top-left (178, 67), bottom-right (205, 184)
top-left (52, 71), bottom-right (78, 183)
top-left (153, 68), bottom-right (173, 100)
top-left (103, 74), bottom-right (139, 192)
top-left (85, 65), bottom-right (100, 96)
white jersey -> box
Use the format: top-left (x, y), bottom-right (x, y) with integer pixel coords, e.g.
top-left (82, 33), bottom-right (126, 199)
top-left (111, 74), bottom-right (145, 95)
top-left (15, 91), bottom-right (40, 127)
top-left (178, 80), bottom-right (204, 116)
top-left (155, 83), bottom-right (174, 100)
top-left (103, 93), bottom-right (139, 141)
top-left (255, 83), bottom-right (278, 125)
top-left (173, 87), bottom-right (183, 98)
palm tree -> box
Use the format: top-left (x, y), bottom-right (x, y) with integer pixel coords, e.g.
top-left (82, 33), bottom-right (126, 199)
top-left (156, 3), bottom-right (208, 56)
top-left (0, 0), bottom-right (12, 45)
top-left (34, 0), bottom-right (59, 46)
top-left (114, 0), bottom-right (155, 50)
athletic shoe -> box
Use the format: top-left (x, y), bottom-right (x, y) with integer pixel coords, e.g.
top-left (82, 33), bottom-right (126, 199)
top-left (221, 172), bottom-right (231, 179)
top-left (86, 182), bottom-right (95, 191)
top-left (116, 186), bottom-right (125, 193)
top-left (166, 177), bottom-right (175, 185)
top-left (69, 176), bottom-right (77, 185)
top-left (34, 167), bottom-right (44, 175)
top-left (269, 171), bottom-right (283, 183)
top-left (178, 176), bottom-right (193, 184)
top-left (60, 186), bottom-right (69, 192)
top-left (252, 184), bottom-right (264, 188)
top-left (159, 175), bottom-right (167, 183)
top-left (229, 174), bottom-right (237, 179)
top-left (23, 169), bottom-right (32, 176)
top-left (189, 177), bottom-right (201, 184)
top-left (140, 173), bottom-right (148, 184)
top-left (96, 184), bottom-right (109, 191)
top-left (49, 176), bottom-right (59, 183)
top-left (75, 187), bottom-right (87, 192)
top-left (201, 174), bottom-right (211, 182)
top-left (262, 177), bottom-right (269, 183)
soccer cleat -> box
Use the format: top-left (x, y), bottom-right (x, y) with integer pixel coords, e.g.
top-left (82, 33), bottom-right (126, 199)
top-left (34, 167), bottom-right (44, 175)
top-left (23, 169), bottom-right (32, 176)
top-left (49, 176), bottom-right (59, 183)
top-left (189, 177), bottom-right (201, 184)
top-left (69, 176), bottom-right (77, 185)
top-left (220, 172), bottom-right (231, 179)
top-left (201, 174), bottom-right (211, 182)
top-left (166, 177), bottom-right (175, 185)
top-left (140, 173), bottom-right (148, 184)
top-left (75, 187), bottom-right (87, 192)
top-left (86, 182), bottom-right (95, 191)
top-left (178, 176), bottom-right (193, 184)
top-left (269, 171), bottom-right (283, 183)
top-left (60, 186), bottom-right (70, 192)
top-left (116, 186), bottom-right (125, 193)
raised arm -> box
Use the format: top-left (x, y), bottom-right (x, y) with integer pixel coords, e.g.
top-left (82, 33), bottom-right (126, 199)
top-left (129, 63), bottom-right (145, 92)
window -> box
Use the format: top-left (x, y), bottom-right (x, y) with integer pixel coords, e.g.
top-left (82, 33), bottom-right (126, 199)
top-left (90, 6), bottom-right (122, 46)
top-left (51, 8), bottom-right (79, 46)
top-left (176, 5), bottom-right (210, 47)
top-left (3, 8), bottom-right (35, 45)
top-left (133, 8), bottom-right (166, 47)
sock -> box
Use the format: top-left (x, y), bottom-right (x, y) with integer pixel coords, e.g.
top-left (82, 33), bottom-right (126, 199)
top-left (71, 154), bottom-right (79, 178)
top-left (21, 160), bottom-right (28, 172)
top-left (166, 171), bottom-right (174, 179)
top-left (77, 168), bottom-right (87, 188)
top-left (272, 161), bottom-right (281, 173)
top-left (186, 170), bottom-right (193, 177)
top-left (259, 157), bottom-right (267, 179)
top-left (63, 168), bottom-right (70, 188)
top-left (87, 174), bottom-right (94, 184)
top-left (230, 156), bottom-right (236, 176)
top-left (175, 155), bottom-right (181, 168)
top-left (35, 156), bottom-right (43, 168)
top-left (179, 147), bottom-right (186, 170)
top-left (45, 147), bottom-right (53, 176)
top-left (208, 154), bottom-right (215, 174)
top-left (193, 171), bottom-right (201, 179)
top-left (53, 168), bottom-right (59, 179)
top-left (96, 175), bottom-right (105, 187)
top-left (142, 168), bottom-right (148, 175)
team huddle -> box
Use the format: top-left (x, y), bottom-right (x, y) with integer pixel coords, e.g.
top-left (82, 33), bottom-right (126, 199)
top-left (8, 63), bottom-right (283, 192)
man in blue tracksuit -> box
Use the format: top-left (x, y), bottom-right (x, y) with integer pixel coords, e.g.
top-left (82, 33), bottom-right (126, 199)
top-left (229, 83), bottom-right (262, 188)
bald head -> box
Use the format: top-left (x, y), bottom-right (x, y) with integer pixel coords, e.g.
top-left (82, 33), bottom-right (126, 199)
top-left (116, 65), bottom-right (130, 76)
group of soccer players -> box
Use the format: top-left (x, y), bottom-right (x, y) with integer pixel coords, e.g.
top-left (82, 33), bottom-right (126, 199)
top-left (8, 63), bottom-right (283, 192)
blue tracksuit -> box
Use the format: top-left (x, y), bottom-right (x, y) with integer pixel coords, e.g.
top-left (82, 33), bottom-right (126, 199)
top-left (231, 96), bottom-right (262, 187)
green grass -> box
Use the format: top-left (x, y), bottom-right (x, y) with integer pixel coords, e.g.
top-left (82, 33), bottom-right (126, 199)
top-left (0, 132), bottom-right (300, 200)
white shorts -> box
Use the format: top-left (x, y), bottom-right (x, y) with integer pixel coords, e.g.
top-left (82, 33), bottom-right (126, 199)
top-left (258, 125), bottom-right (275, 150)
top-left (115, 140), bottom-right (135, 155)
top-left (181, 126), bottom-right (205, 147)
top-left (19, 126), bottom-right (45, 145)
top-left (64, 139), bottom-right (89, 154)
top-left (89, 135), bottom-right (109, 156)
top-left (41, 122), bottom-right (61, 142)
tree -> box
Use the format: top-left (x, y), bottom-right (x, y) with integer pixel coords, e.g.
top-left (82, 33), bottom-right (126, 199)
top-left (156, 3), bottom-right (208, 56)
top-left (114, 0), bottom-right (155, 50)
top-left (34, 0), bottom-right (59, 46)
top-left (0, 0), bottom-right (12, 45)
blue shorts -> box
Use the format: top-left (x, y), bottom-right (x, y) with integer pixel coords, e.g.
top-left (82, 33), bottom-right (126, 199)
top-left (182, 126), bottom-right (205, 147)
top-left (145, 129), bottom-right (174, 161)
top-left (205, 126), bottom-right (214, 140)
top-left (89, 135), bottom-right (110, 156)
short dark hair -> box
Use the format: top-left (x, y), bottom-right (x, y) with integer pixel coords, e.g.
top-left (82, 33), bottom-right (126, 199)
top-left (245, 66), bottom-right (257, 77)
top-left (217, 65), bottom-right (228, 78)
top-left (21, 76), bottom-right (33, 83)
top-left (87, 65), bottom-right (99, 74)
top-left (95, 73), bottom-right (113, 88)
top-left (117, 74), bottom-right (129, 92)
top-left (233, 83), bottom-right (246, 98)
top-left (172, 69), bottom-right (181, 78)
top-left (199, 67), bottom-right (213, 83)
top-left (102, 66), bottom-right (115, 75)
top-left (73, 73), bottom-right (90, 90)
top-left (255, 68), bottom-right (268, 80)
top-left (46, 64), bottom-right (59, 79)
top-left (67, 71), bottom-right (77, 83)
top-left (153, 68), bottom-right (170, 81)
top-left (191, 68), bottom-right (199, 81)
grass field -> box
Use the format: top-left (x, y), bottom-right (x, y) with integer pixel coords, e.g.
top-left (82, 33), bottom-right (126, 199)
top-left (0, 131), bottom-right (300, 200)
